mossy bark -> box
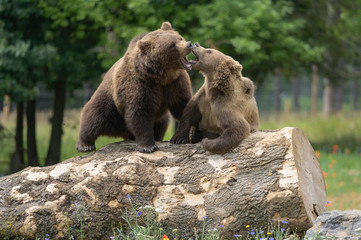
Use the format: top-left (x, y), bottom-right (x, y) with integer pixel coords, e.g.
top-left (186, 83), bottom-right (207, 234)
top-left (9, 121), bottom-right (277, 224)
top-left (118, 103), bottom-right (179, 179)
top-left (0, 127), bottom-right (326, 239)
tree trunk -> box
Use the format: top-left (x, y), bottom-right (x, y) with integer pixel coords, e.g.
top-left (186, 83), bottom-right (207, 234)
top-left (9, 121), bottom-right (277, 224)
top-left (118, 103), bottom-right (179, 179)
top-left (46, 81), bottom-right (66, 166)
top-left (274, 69), bottom-right (282, 114)
top-left (2, 95), bottom-right (11, 124)
top-left (333, 84), bottom-right (343, 112)
top-left (0, 128), bottom-right (327, 240)
top-left (322, 78), bottom-right (333, 116)
top-left (352, 79), bottom-right (359, 110)
top-left (292, 76), bottom-right (300, 112)
top-left (10, 102), bottom-right (25, 173)
top-left (311, 65), bottom-right (319, 116)
top-left (26, 100), bottom-right (39, 167)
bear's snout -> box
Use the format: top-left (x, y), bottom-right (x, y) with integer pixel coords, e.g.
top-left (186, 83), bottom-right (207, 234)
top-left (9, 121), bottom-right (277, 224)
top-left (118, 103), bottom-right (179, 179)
top-left (187, 41), bottom-right (194, 49)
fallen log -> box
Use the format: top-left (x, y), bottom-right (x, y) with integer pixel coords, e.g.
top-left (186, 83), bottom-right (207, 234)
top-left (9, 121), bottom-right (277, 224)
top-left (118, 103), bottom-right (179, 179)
top-left (0, 127), bottom-right (326, 239)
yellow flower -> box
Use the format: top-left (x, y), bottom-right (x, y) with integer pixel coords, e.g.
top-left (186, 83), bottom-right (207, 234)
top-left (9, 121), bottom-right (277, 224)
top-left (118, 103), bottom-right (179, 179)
top-left (315, 151), bottom-right (321, 159)
top-left (246, 225), bottom-right (250, 228)
top-left (267, 232), bottom-right (271, 235)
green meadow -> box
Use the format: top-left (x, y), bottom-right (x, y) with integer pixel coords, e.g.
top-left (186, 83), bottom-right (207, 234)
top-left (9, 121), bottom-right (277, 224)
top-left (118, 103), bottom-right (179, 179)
top-left (1, 110), bottom-right (361, 211)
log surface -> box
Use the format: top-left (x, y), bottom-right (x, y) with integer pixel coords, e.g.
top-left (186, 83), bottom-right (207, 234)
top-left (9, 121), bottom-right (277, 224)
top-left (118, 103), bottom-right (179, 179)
top-left (0, 127), bottom-right (326, 239)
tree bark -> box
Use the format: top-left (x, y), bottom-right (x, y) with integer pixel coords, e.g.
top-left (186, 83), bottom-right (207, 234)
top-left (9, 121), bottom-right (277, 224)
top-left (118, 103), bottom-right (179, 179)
top-left (26, 100), bottom-right (39, 167)
top-left (292, 76), bottom-right (300, 112)
top-left (311, 65), bottom-right (318, 116)
top-left (0, 128), bottom-right (326, 239)
top-left (10, 102), bottom-right (25, 173)
top-left (322, 78), bottom-right (333, 116)
top-left (46, 81), bottom-right (66, 166)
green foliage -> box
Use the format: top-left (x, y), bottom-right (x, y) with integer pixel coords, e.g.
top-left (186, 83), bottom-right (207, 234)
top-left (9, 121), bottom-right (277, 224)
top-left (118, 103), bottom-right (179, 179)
top-left (0, 0), bottom-right (56, 101)
top-left (188, 0), bottom-right (322, 80)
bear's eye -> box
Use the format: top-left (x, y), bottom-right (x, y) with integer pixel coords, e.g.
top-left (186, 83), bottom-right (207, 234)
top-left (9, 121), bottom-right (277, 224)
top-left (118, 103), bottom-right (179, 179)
top-left (169, 42), bottom-right (176, 48)
top-left (207, 50), bottom-right (212, 54)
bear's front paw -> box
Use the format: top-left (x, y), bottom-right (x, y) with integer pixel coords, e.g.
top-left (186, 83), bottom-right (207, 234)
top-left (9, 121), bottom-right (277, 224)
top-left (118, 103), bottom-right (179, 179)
top-left (136, 144), bottom-right (159, 153)
top-left (76, 143), bottom-right (96, 153)
top-left (170, 134), bottom-right (188, 144)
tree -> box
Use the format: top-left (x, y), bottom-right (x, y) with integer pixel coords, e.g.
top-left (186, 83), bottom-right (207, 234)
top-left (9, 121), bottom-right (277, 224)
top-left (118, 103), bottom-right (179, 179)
top-left (37, 0), bottom-right (106, 165)
top-left (0, 0), bottom-right (56, 170)
top-left (298, 0), bottom-right (361, 114)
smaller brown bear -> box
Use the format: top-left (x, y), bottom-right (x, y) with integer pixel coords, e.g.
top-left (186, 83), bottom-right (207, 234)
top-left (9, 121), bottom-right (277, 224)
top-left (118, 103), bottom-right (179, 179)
top-left (171, 44), bottom-right (259, 153)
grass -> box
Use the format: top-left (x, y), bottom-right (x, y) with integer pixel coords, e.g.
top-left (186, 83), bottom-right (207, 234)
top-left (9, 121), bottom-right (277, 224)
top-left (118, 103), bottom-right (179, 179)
top-left (260, 112), bottom-right (361, 152)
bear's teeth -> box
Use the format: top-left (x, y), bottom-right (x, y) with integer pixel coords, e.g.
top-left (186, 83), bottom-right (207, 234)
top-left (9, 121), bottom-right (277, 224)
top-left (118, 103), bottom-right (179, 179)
top-left (181, 57), bottom-right (192, 70)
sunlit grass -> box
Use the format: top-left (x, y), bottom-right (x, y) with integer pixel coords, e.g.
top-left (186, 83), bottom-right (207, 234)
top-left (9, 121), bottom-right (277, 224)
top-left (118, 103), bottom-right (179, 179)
top-left (260, 112), bottom-right (361, 151)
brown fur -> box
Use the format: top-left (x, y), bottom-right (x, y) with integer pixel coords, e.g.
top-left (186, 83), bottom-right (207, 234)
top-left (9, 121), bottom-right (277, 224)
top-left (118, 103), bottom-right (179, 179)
top-left (77, 22), bottom-right (193, 153)
top-left (171, 45), bottom-right (259, 153)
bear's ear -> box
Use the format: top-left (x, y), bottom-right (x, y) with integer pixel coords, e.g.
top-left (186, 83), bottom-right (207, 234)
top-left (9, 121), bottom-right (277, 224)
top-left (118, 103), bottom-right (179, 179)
top-left (230, 60), bottom-right (243, 72)
top-left (138, 40), bottom-right (152, 54)
top-left (161, 22), bottom-right (173, 31)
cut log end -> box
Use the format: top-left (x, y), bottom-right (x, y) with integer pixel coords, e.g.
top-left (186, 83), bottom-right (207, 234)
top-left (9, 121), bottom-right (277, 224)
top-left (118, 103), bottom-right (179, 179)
top-left (0, 127), bottom-right (326, 239)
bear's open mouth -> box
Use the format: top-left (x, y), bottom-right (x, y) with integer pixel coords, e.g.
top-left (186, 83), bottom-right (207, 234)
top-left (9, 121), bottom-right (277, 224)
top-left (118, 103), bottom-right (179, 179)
top-left (181, 56), bottom-right (192, 70)
top-left (181, 51), bottom-right (199, 70)
top-left (189, 50), bottom-right (199, 65)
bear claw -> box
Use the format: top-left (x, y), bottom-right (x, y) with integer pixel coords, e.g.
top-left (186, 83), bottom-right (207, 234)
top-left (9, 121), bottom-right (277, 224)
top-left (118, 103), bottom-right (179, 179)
top-left (76, 144), bottom-right (96, 153)
top-left (170, 135), bottom-right (188, 144)
top-left (136, 144), bottom-right (158, 153)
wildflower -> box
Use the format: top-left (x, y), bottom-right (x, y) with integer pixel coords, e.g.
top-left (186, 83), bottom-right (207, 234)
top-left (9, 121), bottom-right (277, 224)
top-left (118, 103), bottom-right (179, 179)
top-left (338, 181), bottom-right (344, 186)
top-left (137, 211), bottom-right (142, 217)
top-left (162, 235), bottom-right (169, 240)
top-left (139, 205), bottom-right (155, 210)
top-left (246, 225), bottom-right (250, 228)
top-left (126, 194), bottom-right (131, 199)
top-left (234, 234), bottom-right (240, 237)
top-left (323, 172), bottom-right (329, 178)
top-left (282, 220), bottom-right (288, 224)
top-left (332, 144), bottom-right (339, 154)
top-left (267, 232), bottom-right (272, 235)
top-left (281, 228), bottom-right (285, 232)
top-left (327, 201), bottom-right (331, 206)
top-left (260, 230), bottom-right (264, 234)
top-left (203, 216), bottom-right (207, 220)
top-left (250, 231), bottom-right (255, 235)
top-left (332, 172), bottom-right (337, 178)
top-left (220, 225), bottom-right (223, 228)
top-left (110, 237), bottom-right (115, 240)
top-left (269, 238), bottom-right (274, 240)
top-left (45, 238), bottom-right (49, 240)
top-left (317, 230), bottom-right (321, 233)
top-left (315, 151), bottom-right (321, 159)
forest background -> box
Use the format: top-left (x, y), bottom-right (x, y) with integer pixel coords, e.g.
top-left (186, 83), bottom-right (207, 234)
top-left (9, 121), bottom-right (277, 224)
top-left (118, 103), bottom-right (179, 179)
top-left (1, 0), bottom-right (361, 210)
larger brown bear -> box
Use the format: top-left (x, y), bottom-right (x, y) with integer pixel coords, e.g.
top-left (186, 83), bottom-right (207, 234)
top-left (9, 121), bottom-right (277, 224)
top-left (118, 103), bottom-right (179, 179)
top-left (171, 44), bottom-right (259, 153)
top-left (76, 22), bottom-right (193, 153)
